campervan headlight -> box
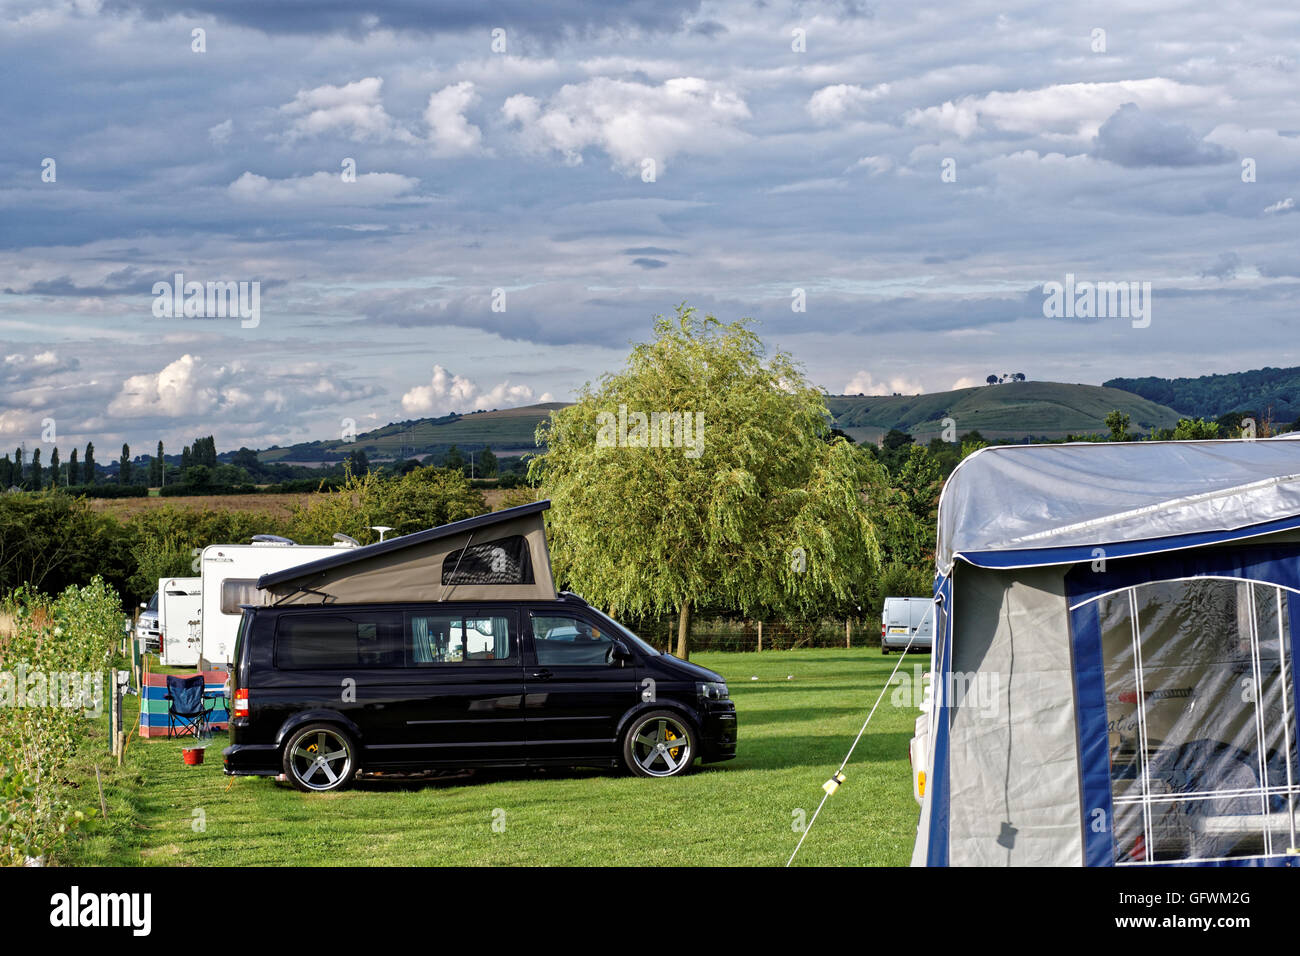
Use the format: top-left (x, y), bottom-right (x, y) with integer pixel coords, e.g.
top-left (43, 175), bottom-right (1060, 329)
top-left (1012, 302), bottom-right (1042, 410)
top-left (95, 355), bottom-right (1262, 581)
top-left (697, 681), bottom-right (729, 701)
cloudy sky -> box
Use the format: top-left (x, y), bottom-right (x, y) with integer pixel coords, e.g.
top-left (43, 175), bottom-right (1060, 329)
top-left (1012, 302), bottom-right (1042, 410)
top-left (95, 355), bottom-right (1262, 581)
top-left (2, 0), bottom-right (1297, 453)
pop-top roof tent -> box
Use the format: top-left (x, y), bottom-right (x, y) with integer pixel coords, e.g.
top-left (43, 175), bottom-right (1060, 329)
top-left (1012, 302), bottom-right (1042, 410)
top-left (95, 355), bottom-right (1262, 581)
top-left (257, 500), bottom-right (555, 605)
top-left (915, 438), bottom-right (1300, 866)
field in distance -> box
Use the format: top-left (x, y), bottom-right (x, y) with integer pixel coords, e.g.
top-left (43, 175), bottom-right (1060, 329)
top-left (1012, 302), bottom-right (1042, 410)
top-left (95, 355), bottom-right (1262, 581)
top-left (90, 488), bottom-right (515, 520)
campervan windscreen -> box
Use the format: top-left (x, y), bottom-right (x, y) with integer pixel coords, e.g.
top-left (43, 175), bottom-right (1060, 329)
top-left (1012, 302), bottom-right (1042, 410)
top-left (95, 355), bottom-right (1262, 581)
top-left (590, 607), bottom-right (660, 657)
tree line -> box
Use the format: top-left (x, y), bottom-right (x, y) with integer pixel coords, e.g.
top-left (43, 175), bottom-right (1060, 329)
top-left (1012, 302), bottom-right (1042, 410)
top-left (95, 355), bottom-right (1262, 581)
top-left (1105, 366), bottom-right (1300, 425)
top-left (1, 442), bottom-right (96, 490)
top-left (1, 432), bottom-right (525, 495)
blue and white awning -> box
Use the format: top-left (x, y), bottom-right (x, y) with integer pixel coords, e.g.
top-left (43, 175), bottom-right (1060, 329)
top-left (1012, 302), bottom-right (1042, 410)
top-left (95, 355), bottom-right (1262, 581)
top-left (937, 438), bottom-right (1300, 572)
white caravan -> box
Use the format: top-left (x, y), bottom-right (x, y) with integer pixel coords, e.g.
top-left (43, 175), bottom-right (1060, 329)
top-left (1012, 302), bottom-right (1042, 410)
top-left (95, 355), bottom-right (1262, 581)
top-left (199, 536), bottom-right (358, 666)
top-left (158, 576), bottom-right (203, 667)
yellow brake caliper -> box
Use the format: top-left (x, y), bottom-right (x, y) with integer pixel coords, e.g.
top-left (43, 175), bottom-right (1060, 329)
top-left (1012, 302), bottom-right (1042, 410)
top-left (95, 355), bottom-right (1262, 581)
top-left (665, 728), bottom-right (680, 759)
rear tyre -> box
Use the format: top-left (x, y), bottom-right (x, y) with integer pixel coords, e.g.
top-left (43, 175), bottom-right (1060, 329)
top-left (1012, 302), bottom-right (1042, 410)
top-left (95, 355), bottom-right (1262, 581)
top-left (282, 723), bottom-right (358, 792)
top-left (623, 710), bottom-right (696, 778)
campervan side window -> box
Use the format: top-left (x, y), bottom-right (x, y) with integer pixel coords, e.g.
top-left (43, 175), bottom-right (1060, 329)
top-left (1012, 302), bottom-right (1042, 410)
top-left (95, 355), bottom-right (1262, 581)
top-left (275, 612), bottom-right (403, 669)
top-left (221, 578), bottom-right (262, 615)
top-left (532, 614), bottom-right (617, 667)
top-left (408, 612), bottom-right (517, 664)
top-left (441, 535), bottom-right (534, 586)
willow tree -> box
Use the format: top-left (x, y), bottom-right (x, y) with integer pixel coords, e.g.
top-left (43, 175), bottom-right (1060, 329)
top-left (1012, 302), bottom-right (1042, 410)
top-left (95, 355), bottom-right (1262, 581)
top-left (530, 305), bottom-right (879, 659)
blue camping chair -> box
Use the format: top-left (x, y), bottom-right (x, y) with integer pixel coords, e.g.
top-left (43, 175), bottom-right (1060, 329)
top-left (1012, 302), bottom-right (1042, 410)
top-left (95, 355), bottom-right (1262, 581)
top-left (165, 674), bottom-right (214, 739)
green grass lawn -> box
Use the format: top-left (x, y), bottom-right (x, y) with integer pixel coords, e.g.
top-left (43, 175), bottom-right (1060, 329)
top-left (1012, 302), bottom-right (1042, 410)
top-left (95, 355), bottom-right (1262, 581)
top-left (61, 647), bottom-right (929, 866)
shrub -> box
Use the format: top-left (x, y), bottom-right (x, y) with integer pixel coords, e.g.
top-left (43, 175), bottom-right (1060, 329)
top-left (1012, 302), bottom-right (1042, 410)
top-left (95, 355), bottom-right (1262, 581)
top-left (286, 467), bottom-right (487, 545)
top-left (0, 577), bottom-right (123, 864)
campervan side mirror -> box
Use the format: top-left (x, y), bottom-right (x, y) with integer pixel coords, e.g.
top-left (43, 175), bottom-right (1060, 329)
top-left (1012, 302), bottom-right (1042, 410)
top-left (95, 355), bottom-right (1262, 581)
top-left (610, 640), bottom-right (633, 664)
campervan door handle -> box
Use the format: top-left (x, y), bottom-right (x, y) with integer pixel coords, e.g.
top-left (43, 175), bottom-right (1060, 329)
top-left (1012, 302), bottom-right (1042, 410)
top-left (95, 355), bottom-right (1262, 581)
top-left (529, 669), bottom-right (553, 681)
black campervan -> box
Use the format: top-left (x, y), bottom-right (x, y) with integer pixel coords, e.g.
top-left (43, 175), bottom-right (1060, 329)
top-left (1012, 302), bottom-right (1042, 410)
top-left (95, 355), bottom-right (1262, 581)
top-left (222, 501), bottom-right (737, 791)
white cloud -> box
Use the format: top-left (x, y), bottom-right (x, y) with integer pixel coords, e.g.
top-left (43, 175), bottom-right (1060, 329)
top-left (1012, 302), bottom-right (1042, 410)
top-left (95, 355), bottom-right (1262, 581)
top-left (0, 408), bottom-right (45, 438)
top-left (424, 81), bottom-right (484, 158)
top-left (1264, 197), bottom-right (1296, 214)
top-left (950, 376), bottom-right (983, 390)
top-left (502, 76), bottom-right (750, 173)
top-left (279, 76), bottom-right (416, 143)
top-left (107, 355), bottom-right (377, 423)
top-left (807, 83), bottom-right (890, 123)
top-left (208, 119), bottom-right (233, 146)
top-left (850, 155), bottom-right (893, 175)
top-left (906, 78), bottom-right (1226, 140)
top-left (401, 365), bottom-right (544, 415)
top-left (227, 171), bottom-right (423, 204)
top-left (109, 354), bottom-right (223, 418)
top-left (843, 371), bottom-right (925, 396)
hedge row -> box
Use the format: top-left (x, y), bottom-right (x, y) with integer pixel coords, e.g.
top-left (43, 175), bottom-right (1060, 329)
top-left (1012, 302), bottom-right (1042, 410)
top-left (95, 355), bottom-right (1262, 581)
top-left (158, 476), bottom-right (346, 496)
top-left (60, 484), bottom-right (148, 498)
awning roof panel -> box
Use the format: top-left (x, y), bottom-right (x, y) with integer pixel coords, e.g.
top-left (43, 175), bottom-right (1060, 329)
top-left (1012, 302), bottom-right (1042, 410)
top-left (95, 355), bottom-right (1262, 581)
top-left (938, 440), bottom-right (1300, 571)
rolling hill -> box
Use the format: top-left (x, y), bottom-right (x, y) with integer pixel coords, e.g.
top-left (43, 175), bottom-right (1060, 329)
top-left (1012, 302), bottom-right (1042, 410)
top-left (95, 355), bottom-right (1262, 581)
top-left (255, 381), bottom-right (1190, 464)
top-left (259, 403), bottom-right (566, 462)
top-left (825, 382), bottom-right (1184, 444)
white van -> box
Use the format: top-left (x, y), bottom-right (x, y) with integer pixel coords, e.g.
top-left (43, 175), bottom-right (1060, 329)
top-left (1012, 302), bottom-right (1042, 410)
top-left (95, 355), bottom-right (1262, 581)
top-left (880, 596), bottom-right (934, 654)
top-left (158, 576), bottom-right (202, 667)
top-left (135, 590), bottom-right (161, 653)
top-left (199, 536), bottom-right (358, 665)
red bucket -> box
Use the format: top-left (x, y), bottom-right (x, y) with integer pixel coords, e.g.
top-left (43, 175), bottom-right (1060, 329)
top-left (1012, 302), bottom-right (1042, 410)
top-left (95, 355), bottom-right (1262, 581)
top-left (182, 747), bottom-right (205, 766)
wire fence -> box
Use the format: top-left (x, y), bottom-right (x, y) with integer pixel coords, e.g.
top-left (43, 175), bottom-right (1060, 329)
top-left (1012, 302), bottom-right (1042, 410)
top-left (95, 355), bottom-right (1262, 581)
top-left (621, 615), bottom-right (870, 654)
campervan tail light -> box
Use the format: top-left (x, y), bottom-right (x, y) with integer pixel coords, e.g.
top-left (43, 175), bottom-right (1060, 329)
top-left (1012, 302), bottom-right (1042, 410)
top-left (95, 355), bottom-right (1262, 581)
top-left (233, 687), bottom-right (249, 717)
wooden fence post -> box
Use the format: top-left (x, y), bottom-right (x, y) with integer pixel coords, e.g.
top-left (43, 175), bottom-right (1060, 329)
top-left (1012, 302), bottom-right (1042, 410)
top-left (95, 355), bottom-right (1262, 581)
top-left (116, 671), bottom-right (126, 764)
top-left (109, 670), bottom-right (120, 757)
top-left (757, 621), bottom-right (763, 653)
top-left (846, 618), bottom-right (851, 649)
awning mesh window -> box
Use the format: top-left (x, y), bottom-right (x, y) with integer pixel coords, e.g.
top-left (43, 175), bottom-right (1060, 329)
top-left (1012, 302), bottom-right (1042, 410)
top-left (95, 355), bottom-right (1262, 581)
top-left (1091, 577), bottom-right (1300, 864)
top-left (441, 535), bottom-right (534, 586)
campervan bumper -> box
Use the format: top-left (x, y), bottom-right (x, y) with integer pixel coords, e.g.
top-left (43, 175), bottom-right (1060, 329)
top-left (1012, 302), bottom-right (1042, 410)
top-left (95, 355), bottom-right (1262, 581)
top-left (222, 742), bottom-right (281, 777)
top-left (135, 623), bottom-right (161, 653)
top-left (699, 699), bottom-right (738, 763)
top-left (882, 633), bottom-right (933, 652)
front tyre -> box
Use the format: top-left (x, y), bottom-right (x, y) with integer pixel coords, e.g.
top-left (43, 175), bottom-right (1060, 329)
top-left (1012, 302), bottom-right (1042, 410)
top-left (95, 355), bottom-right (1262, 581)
top-left (282, 723), bottom-right (358, 792)
top-left (623, 710), bottom-right (696, 778)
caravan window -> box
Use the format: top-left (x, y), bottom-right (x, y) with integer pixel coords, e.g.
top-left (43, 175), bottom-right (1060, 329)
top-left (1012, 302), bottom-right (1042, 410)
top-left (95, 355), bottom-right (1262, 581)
top-left (1092, 578), bottom-right (1300, 864)
top-left (221, 578), bottom-right (262, 615)
top-left (275, 612), bottom-right (403, 669)
top-left (441, 536), bottom-right (534, 586)
top-left (408, 612), bottom-right (517, 665)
